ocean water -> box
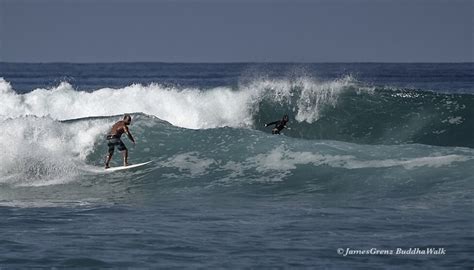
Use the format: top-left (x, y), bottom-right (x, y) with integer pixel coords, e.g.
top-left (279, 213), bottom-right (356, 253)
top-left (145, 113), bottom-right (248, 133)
top-left (0, 63), bottom-right (472, 269)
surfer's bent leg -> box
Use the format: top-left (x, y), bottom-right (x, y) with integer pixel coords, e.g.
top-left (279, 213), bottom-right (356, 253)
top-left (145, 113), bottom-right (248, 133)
top-left (117, 140), bottom-right (129, 166)
top-left (105, 140), bottom-right (116, 169)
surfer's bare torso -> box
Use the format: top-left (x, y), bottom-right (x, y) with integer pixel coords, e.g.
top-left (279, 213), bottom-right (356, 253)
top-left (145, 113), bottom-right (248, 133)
top-left (108, 120), bottom-right (132, 139)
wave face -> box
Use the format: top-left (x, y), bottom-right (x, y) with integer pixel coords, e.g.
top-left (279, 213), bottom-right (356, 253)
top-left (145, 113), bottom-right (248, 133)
top-left (1, 73), bottom-right (473, 147)
top-left (0, 62), bottom-right (473, 188)
top-left (1, 115), bottom-right (472, 191)
top-left (254, 82), bottom-right (474, 147)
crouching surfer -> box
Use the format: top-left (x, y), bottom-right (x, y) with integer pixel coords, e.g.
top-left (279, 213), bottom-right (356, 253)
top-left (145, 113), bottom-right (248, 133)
top-left (265, 114), bottom-right (290, 134)
top-left (105, 114), bottom-right (136, 169)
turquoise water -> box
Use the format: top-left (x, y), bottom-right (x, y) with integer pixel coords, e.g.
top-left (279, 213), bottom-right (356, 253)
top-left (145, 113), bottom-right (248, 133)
top-left (0, 63), bottom-right (472, 268)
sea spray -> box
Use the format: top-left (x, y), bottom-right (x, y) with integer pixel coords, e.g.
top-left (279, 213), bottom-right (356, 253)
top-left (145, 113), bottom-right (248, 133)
top-left (0, 76), bottom-right (355, 128)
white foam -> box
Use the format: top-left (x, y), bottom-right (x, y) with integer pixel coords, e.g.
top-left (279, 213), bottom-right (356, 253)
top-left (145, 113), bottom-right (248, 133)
top-left (0, 116), bottom-right (109, 186)
top-left (441, 116), bottom-right (463, 125)
top-left (295, 76), bottom-right (353, 123)
top-left (241, 75), bottom-right (355, 124)
top-left (159, 152), bottom-right (216, 176)
top-left (0, 76), bottom-right (355, 129)
top-left (0, 78), bottom-right (255, 129)
top-left (247, 146), bottom-right (471, 178)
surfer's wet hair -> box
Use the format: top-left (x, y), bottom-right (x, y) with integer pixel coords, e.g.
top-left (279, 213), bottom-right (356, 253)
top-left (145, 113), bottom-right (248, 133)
top-left (123, 114), bottom-right (131, 122)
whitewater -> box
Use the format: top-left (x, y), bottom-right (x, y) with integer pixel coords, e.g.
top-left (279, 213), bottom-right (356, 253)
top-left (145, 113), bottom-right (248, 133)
top-left (0, 63), bottom-right (472, 269)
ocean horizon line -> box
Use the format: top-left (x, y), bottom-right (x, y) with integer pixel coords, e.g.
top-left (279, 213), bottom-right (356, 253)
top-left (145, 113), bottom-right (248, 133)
top-left (1, 61), bottom-right (473, 65)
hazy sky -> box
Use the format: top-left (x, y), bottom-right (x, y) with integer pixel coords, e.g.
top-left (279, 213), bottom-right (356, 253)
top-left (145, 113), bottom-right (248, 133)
top-left (0, 0), bottom-right (472, 62)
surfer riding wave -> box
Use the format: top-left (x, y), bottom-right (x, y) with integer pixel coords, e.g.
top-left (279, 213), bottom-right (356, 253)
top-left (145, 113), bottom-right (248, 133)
top-left (105, 114), bottom-right (136, 169)
top-left (265, 114), bottom-right (290, 134)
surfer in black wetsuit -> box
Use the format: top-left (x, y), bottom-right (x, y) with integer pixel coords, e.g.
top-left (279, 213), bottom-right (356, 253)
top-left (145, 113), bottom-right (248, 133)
top-left (105, 114), bottom-right (136, 169)
top-left (265, 114), bottom-right (290, 134)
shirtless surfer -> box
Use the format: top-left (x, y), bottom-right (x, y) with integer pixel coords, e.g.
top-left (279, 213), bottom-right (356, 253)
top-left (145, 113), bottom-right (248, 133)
top-left (105, 114), bottom-right (136, 169)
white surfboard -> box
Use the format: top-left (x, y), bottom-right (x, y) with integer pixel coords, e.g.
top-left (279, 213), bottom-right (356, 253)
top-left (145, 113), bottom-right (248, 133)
top-left (105, 161), bottom-right (152, 172)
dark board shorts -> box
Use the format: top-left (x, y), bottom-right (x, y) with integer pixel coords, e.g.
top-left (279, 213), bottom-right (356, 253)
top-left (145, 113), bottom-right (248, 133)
top-left (107, 136), bottom-right (127, 153)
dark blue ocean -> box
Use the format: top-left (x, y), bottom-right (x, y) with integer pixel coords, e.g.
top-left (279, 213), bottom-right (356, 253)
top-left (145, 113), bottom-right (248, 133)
top-left (0, 63), bottom-right (473, 269)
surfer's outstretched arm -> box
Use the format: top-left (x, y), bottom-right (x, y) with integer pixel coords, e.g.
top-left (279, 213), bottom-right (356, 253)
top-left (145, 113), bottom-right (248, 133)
top-left (265, 121), bottom-right (279, 127)
top-left (124, 126), bottom-right (136, 144)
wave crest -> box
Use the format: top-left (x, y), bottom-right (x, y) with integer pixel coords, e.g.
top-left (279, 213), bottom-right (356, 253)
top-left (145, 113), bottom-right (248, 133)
top-left (0, 76), bottom-right (354, 128)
